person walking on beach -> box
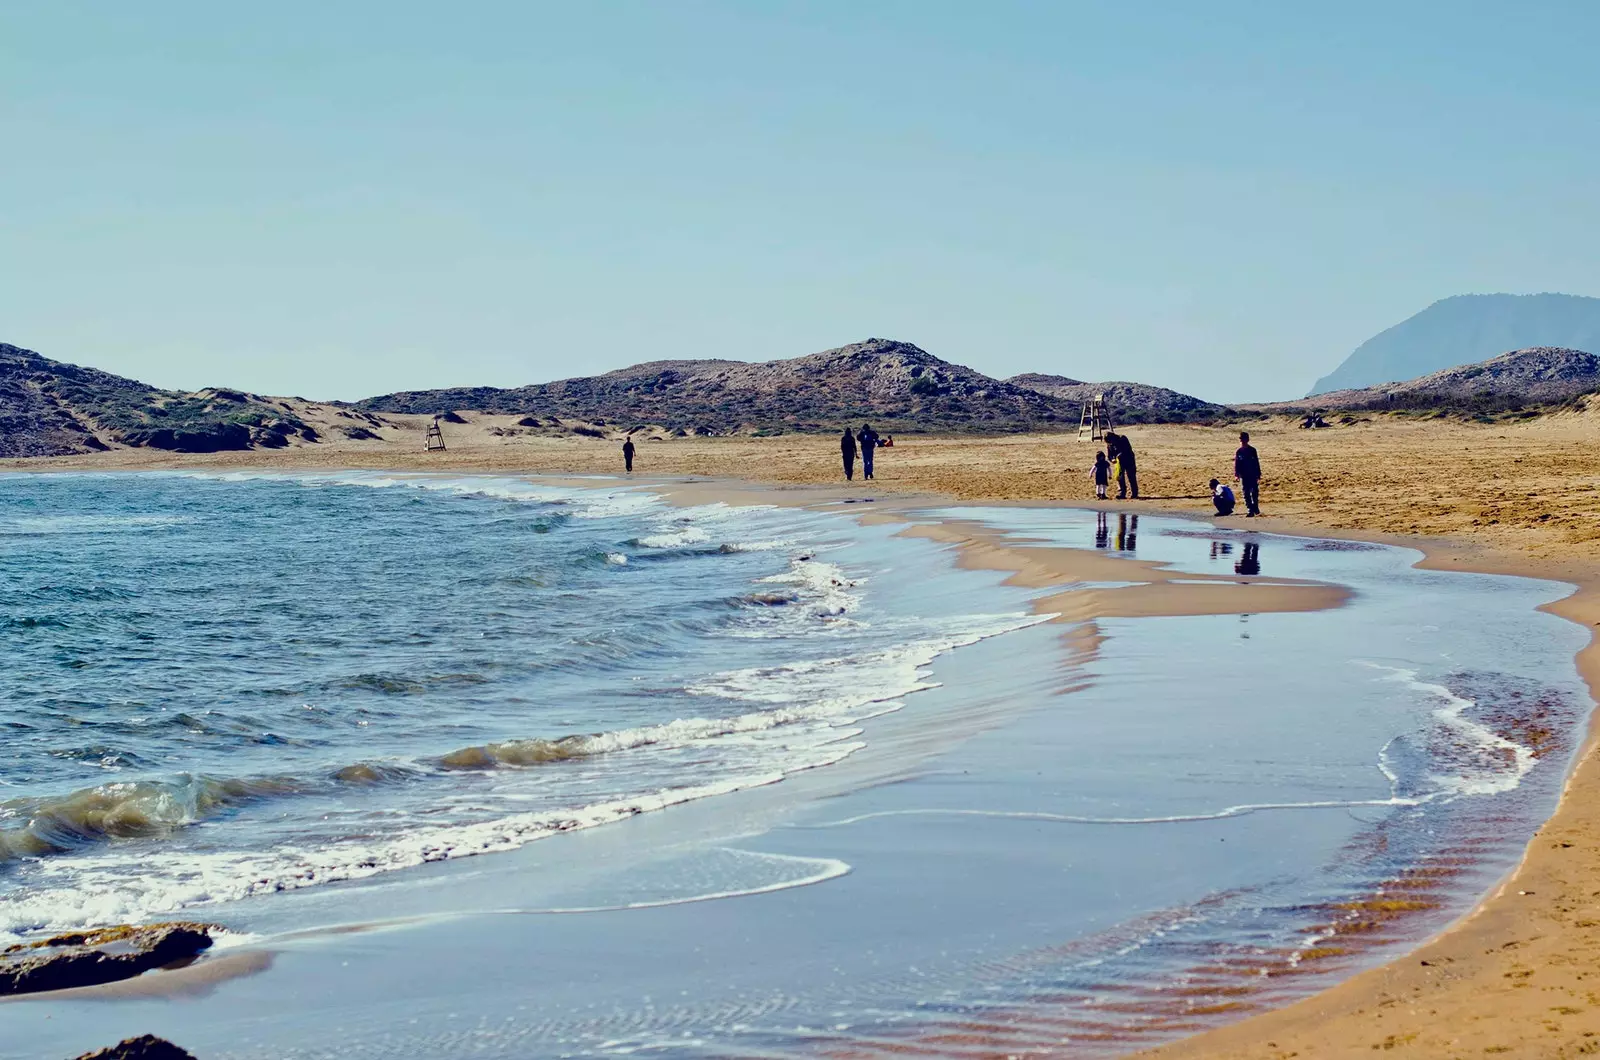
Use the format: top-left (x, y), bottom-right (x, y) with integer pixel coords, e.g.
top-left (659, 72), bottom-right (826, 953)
top-left (840, 427), bottom-right (857, 481)
top-left (858, 424), bottom-right (880, 480)
top-left (1210, 478), bottom-right (1235, 516)
top-left (1234, 431), bottom-right (1262, 517)
top-left (622, 437), bottom-right (636, 473)
top-left (1092, 451), bottom-right (1111, 500)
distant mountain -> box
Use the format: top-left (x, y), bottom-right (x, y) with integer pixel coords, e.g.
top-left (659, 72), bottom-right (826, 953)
top-left (0, 343), bottom-right (319, 456)
top-left (1007, 374), bottom-right (1229, 423)
top-left (1310, 293), bottom-right (1600, 396)
top-left (1296, 347), bottom-right (1600, 412)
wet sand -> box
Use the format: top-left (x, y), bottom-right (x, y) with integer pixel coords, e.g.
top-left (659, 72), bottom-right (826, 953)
top-left (7, 414), bottom-right (1600, 1057)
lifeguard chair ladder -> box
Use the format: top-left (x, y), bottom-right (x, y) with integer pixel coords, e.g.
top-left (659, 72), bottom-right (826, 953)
top-left (1078, 393), bottom-right (1113, 442)
top-left (425, 416), bottom-right (447, 452)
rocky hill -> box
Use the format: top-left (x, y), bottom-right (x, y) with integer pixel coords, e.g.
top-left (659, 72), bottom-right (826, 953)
top-left (1007, 373), bottom-right (1230, 424)
top-left (357, 338), bottom-right (1227, 432)
top-left (1310, 293), bottom-right (1600, 396)
top-left (0, 344), bottom-right (325, 457)
top-left (1293, 347), bottom-right (1600, 414)
top-left (1, 337), bottom-right (1229, 457)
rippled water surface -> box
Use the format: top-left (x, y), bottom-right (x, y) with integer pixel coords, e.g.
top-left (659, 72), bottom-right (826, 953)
top-left (0, 472), bottom-right (1033, 940)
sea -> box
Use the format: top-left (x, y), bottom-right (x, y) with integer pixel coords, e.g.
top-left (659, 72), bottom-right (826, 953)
top-left (0, 472), bottom-right (1590, 1058)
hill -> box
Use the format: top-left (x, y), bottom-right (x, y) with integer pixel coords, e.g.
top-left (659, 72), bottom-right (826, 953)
top-left (0, 343), bottom-right (334, 457)
top-left (357, 338), bottom-right (1226, 432)
top-left (1, 338), bottom-right (1228, 457)
top-left (1288, 347), bottom-right (1600, 416)
top-left (1310, 293), bottom-right (1600, 396)
top-left (1007, 374), bottom-right (1230, 423)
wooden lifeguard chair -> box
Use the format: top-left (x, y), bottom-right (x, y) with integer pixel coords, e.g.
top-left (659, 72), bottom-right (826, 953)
top-left (1078, 393), bottom-right (1113, 442)
top-left (425, 416), bottom-right (446, 452)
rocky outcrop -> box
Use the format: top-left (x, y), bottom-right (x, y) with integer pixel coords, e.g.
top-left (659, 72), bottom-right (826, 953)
top-left (0, 922), bottom-right (215, 996)
top-left (72, 1036), bottom-right (198, 1060)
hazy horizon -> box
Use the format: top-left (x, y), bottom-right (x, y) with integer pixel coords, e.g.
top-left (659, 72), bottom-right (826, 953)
top-left (4, 3), bottom-right (1598, 404)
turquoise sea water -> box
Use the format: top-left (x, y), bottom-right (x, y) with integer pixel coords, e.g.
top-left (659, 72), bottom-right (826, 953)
top-left (0, 472), bottom-right (1037, 942)
top-left (0, 474), bottom-right (1591, 1058)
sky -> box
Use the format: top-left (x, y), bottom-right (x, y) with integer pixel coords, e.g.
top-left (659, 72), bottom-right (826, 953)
top-left (3, 2), bottom-right (1598, 404)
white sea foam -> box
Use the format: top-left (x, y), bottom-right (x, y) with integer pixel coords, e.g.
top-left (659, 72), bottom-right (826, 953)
top-left (636, 525), bottom-right (712, 549)
top-left (0, 775), bottom-right (789, 941)
top-left (1364, 663), bottom-right (1536, 797)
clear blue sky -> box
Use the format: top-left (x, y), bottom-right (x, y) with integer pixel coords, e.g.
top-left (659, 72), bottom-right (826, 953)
top-left (3, 2), bottom-right (1597, 403)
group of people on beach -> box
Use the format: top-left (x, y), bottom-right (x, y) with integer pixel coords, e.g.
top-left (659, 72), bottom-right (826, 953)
top-left (1091, 430), bottom-right (1262, 517)
top-left (839, 425), bottom-right (890, 481)
top-left (625, 422), bottom-right (1261, 521)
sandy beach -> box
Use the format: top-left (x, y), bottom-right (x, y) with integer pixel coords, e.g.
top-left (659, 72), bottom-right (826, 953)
top-left (6, 413), bottom-right (1600, 1058)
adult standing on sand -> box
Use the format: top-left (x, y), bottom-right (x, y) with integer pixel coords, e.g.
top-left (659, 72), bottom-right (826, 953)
top-left (622, 437), bottom-right (636, 473)
top-left (1106, 432), bottom-right (1139, 499)
top-left (840, 427), bottom-right (857, 481)
top-left (1235, 431), bottom-right (1262, 517)
top-left (858, 424), bottom-right (880, 480)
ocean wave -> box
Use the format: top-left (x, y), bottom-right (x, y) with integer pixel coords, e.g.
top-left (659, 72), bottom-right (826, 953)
top-left (0, 774), bottom-right (807, 941)
top-left (0, 609), bottom-right (1043, 935)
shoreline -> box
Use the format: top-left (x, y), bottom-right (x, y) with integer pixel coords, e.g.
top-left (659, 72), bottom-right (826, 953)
top-left (5, 458), bottom-right (1598, 1055)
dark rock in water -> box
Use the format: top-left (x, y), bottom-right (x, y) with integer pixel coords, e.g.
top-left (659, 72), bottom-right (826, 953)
top-left (73, 1034), bottom-right (198, 1060)
top-left (0, 922), bottom-right (215, 996)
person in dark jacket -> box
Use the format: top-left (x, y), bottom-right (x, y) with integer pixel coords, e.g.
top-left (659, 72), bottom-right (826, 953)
top-left (840, 428), bottom-right (857, 481)
top-left (857, 424), bottom-right (880, 480)
top-left (1234, 431), bottom-right (1262, 516)
top-left (622, 437), bottom-right (636, 473)
top-left (1107, 432), bottom-right (1139, 499)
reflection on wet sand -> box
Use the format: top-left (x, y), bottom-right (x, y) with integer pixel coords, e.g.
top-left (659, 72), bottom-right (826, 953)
top-left (1118, 513), bottom-right (1138, 552)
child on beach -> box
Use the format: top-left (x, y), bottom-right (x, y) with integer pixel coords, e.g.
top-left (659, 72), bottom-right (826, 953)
top-left (1092, 451), bottom-right (1110, 499)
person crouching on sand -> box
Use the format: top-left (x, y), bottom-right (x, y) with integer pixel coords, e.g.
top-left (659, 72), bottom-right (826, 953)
top-left (1210, 478), bottom-right (1235, 516)
top-left (1092, 451), bottom-right (1110, 500)
top-left (622, 437), bottom-right (636, 473)
top-left (840, 427), bottom-right (857, 481)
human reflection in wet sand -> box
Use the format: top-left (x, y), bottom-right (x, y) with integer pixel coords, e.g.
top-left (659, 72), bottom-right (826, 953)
top-left (1234, 541), bottom-right (1261, 576)
top-left (1209, 540), bottom-right (1234, 561)
top-left (1117, 513), bottom-right (1138, 552)
top-left (1095, 512), bottom-right (1110, 549)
